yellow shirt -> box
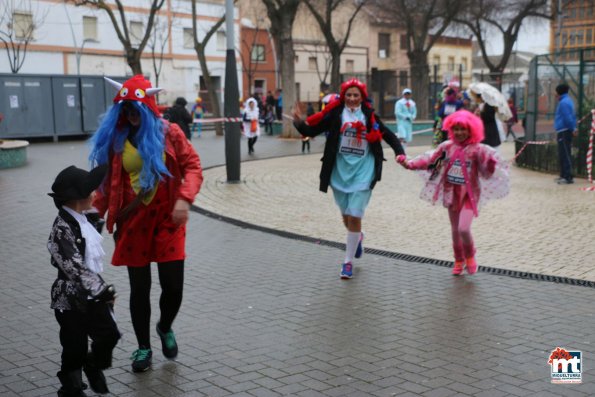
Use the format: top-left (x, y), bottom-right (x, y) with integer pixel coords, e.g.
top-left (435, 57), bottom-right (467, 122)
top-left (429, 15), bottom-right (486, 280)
top-left (122, 139), bottom-right (164, 204)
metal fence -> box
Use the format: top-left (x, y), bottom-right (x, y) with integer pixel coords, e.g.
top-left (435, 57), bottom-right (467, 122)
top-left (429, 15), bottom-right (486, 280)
top-left (517, 47), bottom-right (595, 177)
top-left (0, 74), bottom-right (127, 140)
top-left (366, 65), bottom-right (468, 120)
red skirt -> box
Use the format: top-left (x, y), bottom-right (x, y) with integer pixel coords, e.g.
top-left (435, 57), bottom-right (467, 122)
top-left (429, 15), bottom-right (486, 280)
top-left (112, 177), bottom-right (186, 267)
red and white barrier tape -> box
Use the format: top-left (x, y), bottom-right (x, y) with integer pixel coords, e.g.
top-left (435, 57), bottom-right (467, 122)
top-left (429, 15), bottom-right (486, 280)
top-left (511, 140), bottom-right (551, 162)
top-left (586, 109), bottom-right (595, 184)
top-left (192, 117), bottom-right (242, 123)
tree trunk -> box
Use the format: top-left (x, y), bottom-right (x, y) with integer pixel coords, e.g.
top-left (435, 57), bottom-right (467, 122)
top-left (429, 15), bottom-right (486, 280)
top-left (330, 47), bottom-right (342, 93)
top-left (126, 48), bottom-right (143, 75)
top-left (278, 27), bottom-right (299, 138)
top-left (197, 47), bottom-right (224, 136)
top-left (488, 69), bottom-right (503, 90)
top-left (409, 50), bottom-right (430, 119)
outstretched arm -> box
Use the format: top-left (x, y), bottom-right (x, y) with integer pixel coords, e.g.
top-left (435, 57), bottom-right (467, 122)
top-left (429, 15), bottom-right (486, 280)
top-left (376, 115), bottom-right (404, 157)
top-left (293, 105), bottom-right (332, 137)
top-left (400, 145), bottom-right (446, 171)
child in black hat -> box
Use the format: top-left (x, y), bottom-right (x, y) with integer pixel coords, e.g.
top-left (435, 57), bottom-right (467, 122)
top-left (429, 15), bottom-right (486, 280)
top-left (47, 165), bottom-right (120, 396)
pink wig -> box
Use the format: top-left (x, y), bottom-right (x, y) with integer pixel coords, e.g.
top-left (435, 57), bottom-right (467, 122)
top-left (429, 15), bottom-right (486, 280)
top-left (442, 110), bottom-right (484, 144)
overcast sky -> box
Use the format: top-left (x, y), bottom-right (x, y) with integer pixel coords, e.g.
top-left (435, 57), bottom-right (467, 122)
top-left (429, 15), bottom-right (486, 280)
top-left (483, 18), bottom-right (550, 55)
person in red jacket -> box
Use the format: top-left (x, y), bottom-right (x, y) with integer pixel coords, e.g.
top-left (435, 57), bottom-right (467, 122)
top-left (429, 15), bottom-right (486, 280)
top-left (89, 75), bottom-right (203, 373)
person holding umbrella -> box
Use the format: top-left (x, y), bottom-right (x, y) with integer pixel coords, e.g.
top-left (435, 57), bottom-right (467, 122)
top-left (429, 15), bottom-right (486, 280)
top-left (468, 82), bottom-right (512, 149)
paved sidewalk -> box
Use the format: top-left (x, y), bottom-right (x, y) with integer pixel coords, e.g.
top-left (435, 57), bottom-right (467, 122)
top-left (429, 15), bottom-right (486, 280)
top-left (1, 133), bottom-right (595, 396)
top-left (196, 141), bottom-right (595, 282)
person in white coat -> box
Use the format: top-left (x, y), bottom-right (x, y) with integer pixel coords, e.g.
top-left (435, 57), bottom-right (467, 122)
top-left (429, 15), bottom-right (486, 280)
top-left (243, 97), bottom-right (261, 154)
top-left (394, 88), bottom-right (417, 145)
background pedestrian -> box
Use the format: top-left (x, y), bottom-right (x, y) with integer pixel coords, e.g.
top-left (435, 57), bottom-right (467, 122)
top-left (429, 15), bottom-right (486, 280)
top-left (394, 88), bottom-right (417, 146)
top-left (554, 83), bottom-right (577, 184)
top-left (243, 98), bottom-right (261, 154)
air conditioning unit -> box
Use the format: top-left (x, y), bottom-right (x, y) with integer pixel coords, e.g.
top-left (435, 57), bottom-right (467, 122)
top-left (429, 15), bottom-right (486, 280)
top-left (378, 49), bottom-right (386, 59)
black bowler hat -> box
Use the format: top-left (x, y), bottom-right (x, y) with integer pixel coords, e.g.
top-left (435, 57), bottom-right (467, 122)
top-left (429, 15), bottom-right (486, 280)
top-left (48, 165), bottom-right (108, 208)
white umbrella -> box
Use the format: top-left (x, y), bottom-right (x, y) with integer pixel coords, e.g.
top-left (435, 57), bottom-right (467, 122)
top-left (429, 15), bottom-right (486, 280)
top-left (468, 82), bottom-right (512, 121)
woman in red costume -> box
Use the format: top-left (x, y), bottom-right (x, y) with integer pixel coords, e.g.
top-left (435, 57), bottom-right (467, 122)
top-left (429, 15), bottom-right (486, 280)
top-left (90, 75), bottom-right (203, 372)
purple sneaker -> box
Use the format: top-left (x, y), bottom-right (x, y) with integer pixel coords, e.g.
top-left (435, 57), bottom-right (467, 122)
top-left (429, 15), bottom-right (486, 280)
top-left (340, 262), bottom-right (353, 279)
top-left (354, 232), bottom-right (364, 259)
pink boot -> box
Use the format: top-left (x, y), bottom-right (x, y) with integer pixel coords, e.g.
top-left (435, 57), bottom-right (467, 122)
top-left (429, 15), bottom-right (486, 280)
top-left (466, 257), bottom-right (477, 275)
top-left (452, 260), bottom-right (464, 276)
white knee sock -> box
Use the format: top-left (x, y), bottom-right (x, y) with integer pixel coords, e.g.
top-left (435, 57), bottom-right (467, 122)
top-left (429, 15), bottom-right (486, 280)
top-left (344, 231), bottom-right (360, 264)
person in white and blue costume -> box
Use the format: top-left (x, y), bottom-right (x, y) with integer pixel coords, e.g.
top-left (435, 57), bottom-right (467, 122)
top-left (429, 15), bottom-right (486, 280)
top-left (293, 78), bottom-right (405, 279)
top-left (394, 88), bottom-right (417, 144)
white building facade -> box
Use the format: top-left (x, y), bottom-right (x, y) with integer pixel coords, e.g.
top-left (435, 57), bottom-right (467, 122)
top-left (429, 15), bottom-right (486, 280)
top-left (0, 0), bottom-right (241, 107)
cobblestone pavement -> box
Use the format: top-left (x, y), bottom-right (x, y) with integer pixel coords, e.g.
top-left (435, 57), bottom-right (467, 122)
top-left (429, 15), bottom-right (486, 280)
top-left (1, 133), bottom-right (595, 396)
top-left (196, 141), bottom-right (595, 282)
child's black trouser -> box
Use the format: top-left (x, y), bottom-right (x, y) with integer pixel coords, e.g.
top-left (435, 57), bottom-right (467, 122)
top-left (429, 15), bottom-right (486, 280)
top-left (302, 139), bottom-right (310, 152)
top-left (55, 302), bottom-right (120, 371)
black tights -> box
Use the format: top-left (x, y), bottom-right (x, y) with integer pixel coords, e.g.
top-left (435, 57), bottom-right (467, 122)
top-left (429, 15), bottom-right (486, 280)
top-left (248, 136), bottom-right (258, 153)
top-left (127, 260), bottom-right (184, 349)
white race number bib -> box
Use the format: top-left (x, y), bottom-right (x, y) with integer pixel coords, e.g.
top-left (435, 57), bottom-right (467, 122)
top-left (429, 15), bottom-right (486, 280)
top-left (339, 128), bottom-right (367, 157)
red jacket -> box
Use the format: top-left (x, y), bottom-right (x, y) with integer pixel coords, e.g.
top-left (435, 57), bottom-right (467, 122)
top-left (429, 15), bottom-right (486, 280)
top-left (93, 122), bottom-right (203, 233)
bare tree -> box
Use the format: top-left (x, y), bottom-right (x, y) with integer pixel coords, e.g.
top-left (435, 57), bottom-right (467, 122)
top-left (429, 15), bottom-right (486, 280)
top-left (261, 0), bottom-right (301, 138)
top-left (302, 0), bottom-right (368, 91)
top-left (455, 0), bottom-right (550, 84)
top-left (148, 16), bottom-right (170, 102)
top-left (376, 0), bottom-right (463, 118)
top-left (0, 0), bottom-right (46, 73)
top-left (190, 0), bottom-right (227, 136)
top-left (72, 0), bottom-right (166, 75)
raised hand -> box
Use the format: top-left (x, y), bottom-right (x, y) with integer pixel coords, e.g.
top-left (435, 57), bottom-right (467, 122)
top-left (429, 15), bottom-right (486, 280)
top-left (292, 103), bottom-right (303, 123)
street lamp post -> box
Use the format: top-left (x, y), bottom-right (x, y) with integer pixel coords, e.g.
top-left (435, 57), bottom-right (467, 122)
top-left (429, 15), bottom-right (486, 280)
top-left (76, 39), bottom-right (92, 75)
top-left (224, 0), bottom-right (241, 182)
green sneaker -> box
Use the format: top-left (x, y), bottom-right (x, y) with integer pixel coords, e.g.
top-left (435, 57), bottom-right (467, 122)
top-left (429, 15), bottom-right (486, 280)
top-left (156, 324), bottom-right (178, 359)
top-left (131, 348), bottom-right (152, 372)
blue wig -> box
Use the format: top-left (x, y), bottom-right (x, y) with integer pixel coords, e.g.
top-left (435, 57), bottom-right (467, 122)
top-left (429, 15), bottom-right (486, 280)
top-left (89, 101), bottom-right (171, 191)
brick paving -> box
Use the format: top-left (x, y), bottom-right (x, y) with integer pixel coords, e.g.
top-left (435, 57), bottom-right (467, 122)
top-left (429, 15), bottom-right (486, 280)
top-left (196, 141), bottom-right (595, 282)
top-left (1, 132), bottom-right (595, 396)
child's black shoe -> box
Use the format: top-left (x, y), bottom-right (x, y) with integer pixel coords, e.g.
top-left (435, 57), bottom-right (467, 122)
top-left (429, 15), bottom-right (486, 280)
top-left (83, 354), bottom-right (109, 394)
top-left (57, 370), bottom-right (88, 397)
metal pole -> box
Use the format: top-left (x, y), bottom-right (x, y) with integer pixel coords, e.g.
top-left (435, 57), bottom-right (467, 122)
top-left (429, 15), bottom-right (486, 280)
top-left (224, 0), bottom-right (241, 182)
top-left (578, 49), bottom-right (584, 122)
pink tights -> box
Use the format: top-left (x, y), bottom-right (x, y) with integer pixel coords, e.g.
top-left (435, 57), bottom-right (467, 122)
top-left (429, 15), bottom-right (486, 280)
top-left (448, 203), bottom-right (476, 261)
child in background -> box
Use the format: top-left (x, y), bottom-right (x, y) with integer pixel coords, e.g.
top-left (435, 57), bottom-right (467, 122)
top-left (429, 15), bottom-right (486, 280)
top-left (301, 136), bottom-right (310, 153)
top-left (191, 97), bottom-right (206, 138)
top-left (397, 110), bottom-right (509, 275)
top-left (47, 165), bottom-right (120, 396)
top-left (264, 104), bottom-right (275, 135)
top-left (243, 98), bottom-right (261, 154)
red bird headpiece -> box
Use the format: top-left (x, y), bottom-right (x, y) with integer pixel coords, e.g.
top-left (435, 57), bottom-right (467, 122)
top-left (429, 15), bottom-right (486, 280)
top-left (105, 75), bottom-right (163, 117)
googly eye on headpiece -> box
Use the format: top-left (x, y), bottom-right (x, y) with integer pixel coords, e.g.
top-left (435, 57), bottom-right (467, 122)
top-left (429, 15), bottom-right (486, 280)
top-left (105, 75), bottom-right (163, 116)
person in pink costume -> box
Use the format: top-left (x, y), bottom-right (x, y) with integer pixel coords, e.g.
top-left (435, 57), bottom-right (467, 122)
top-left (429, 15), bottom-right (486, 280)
top-left (397, 110), bottom-right (509, 275)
